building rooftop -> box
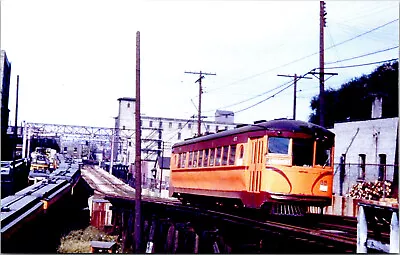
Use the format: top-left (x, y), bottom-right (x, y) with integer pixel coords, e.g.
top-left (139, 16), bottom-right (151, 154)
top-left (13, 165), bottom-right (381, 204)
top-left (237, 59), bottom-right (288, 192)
top-left (215, 110), bottom-right (234, 116)
top-left (118, 97), bottom-right (135, 102)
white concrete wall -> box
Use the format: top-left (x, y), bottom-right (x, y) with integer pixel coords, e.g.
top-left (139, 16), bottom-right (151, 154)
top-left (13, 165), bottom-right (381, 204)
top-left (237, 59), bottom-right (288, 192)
top-left (115, 98), bottom-right (136, 165)
top-left (329, 117), bottom-right (398, 195)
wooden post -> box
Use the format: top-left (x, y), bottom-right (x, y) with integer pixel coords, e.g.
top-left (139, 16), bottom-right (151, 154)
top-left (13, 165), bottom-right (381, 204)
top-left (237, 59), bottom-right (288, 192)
top-left (390, 211), bottom-right (399, 253)
top-left (173, 229), bottom-right (179, 253)
top-left (146, 220), bottom-right (156, 253)
top-left (165, 224), bottom-right (175, 252)
top-left (193, 233), bottom-right (199, 254)
top-left (357, 205), bottom-right (368, 253)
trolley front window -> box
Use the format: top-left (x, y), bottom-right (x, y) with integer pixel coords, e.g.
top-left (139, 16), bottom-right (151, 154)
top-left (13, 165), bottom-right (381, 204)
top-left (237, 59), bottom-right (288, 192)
top-left (292, 138), bottom-right (313, 167)
top-left (315, 138), bottom-right (333, 167)
top-left (268, 137), bottom-right (289, 154)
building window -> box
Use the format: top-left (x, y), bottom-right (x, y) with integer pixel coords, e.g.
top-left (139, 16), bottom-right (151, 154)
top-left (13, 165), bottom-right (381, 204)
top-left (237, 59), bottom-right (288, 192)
top-left (178, 123), bottom-right (182, 129)
top-left (178, 132), bottom-right (181, 140)
top-left (140, 120), bottom-right (142, 126)
top-left (159, 121), bottom-right (163, 128)
top-left (358, 154), bottom-right (366, 180)
top-left (169, 122), bottom-right (172, 128)
top-left (129, 142), bottom-right (132, 146)
top-left (122, 125), bottom-right (125, 130)
top-left (188, 123), bottom-right (192, 129)
top-left (207, 125), bottom-right (210, 131)
top-left (225, 126), bottom-right (228, 130)
top-left (215, 125), bottom-right (219, 132)
top-left (64, 147), bottom-right (68, 152)
top-left (127, 103), bottom-right (130, 108)
top-left (149, 121), bottom-right (153, 127)
top-left (378, 154), bottom-right (386, 181)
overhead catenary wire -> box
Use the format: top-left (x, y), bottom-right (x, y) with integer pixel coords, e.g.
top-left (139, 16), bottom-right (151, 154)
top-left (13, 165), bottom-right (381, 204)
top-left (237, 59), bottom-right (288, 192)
top-left (206, 19), bottom-right (398, 95)
top-left (324, 58), bottom-right (398, 69)
top-left (216, 57), bottom-right (398, 114)
top-left (324, 19), bottom-right (398, 51)
top-left (203, 79), bottom-right (294, 113)
top-left (232, 70), bottom-right (315, 114)
top-left (325, 46), bottom-right (399, 64)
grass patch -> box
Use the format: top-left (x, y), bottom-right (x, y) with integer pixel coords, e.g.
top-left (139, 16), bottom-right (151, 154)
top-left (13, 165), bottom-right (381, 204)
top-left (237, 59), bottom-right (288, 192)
top-left (57, 226), bottom-right (119, 253)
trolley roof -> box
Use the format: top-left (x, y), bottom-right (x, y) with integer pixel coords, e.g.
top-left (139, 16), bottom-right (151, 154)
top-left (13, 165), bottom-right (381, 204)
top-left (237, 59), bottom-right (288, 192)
top-left (172, 119), bottom-right (334, 148)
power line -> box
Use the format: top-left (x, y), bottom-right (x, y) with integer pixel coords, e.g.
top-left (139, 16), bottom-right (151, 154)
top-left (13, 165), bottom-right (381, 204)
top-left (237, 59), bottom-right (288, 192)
top-left (219, 57), bottom-right (397, 114)
top-left (324, 58), bottom-right (398, 69)
top-left (232, 70), bottom-right (314, 114)
top-left (206, 19), bottom-right (398, 95)
top-left (326, 45), bottom-right (399, 64)
top-left (325, 19), bottom-right (398, 51)
top-left (204, 79), bottom-right (293, 112)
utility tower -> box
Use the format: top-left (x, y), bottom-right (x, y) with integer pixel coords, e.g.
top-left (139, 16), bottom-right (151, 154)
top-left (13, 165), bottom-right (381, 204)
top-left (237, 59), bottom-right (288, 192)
top-left (277, 74), bottom-right (311, 120)
top-left (184, 71), bottom-right (216, 135)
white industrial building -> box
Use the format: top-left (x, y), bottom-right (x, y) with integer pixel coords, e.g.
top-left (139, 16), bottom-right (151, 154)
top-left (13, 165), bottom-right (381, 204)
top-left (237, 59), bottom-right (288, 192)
top-left (329, 97), bottom-right (398, 196)
top-left (113, 97), bottom-right (239, 190)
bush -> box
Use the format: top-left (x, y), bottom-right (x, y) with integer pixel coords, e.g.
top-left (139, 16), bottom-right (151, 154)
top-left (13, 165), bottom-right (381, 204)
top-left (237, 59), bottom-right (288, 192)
top-left (57, 226), bottom-right (119, 253)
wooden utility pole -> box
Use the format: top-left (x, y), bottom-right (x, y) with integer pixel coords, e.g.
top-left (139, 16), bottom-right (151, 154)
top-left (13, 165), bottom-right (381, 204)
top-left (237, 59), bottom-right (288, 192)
top-left (185, 71), bottom-right (216, 135)
top-left (277, 74), bottom-right (311, 120)
top-left (135, 31), bottom-right (142, 253)
top-left (12, 75), bottom-right (19, 169)
top-left (159, 141), bottom-right (164, 193)
top-left (319, 1), bottom-right (326, 127)
top-left (110, 129), bottom-right (114, 174)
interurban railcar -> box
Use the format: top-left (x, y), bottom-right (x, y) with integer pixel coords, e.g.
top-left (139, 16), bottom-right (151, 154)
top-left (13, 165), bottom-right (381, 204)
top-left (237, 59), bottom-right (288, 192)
top-left (169, 119), bottom-right (335, 214)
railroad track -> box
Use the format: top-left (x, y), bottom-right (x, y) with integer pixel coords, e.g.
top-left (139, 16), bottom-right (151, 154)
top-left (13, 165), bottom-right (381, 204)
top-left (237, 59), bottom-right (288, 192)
top-left (82, 166), bottom-right (390, 253)
top-left (105, 195), bottom-right (362, 253)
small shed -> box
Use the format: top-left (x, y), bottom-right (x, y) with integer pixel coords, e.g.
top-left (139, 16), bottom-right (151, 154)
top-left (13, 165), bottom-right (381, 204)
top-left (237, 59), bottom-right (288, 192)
top-left (89, 197), bottom-right (113, 229)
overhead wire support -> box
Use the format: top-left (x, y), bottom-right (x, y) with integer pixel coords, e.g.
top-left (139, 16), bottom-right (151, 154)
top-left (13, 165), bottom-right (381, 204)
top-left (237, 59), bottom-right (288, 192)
top-left (277, 74), bottom-right (312, 120)
top-left (184, 71), bottom-right (216, 136)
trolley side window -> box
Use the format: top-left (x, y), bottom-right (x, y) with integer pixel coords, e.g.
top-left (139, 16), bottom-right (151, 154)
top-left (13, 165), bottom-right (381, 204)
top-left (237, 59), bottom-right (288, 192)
top-left (176, 154), bottom-right (181, 168)
top-left (181, 152), bottom-right (187, 168)
top-left (222, 146), bottom-right (229, 165)
top-left (215, 147), bottom-right (222, 166)
top-left (193, 151), bottom-right (199, 167)
top-left (188, 151), bottom-right (193, 168)
top-left (209, 148), bottom-right (216, 166)
top-left (268, 137), bottom-right (289, 154)
top-left (315, 138), bottom-right (333, 167)
top-left (292, 138), bottom-right (313, 167)
top-left (204, 149), bottom-right (209, 166)
top-left (198, 150), bottom-right (204, 167)
top-left (229, 145), bottom-right (236, 165)
top-left (237, 145), bottom-right (244, 165)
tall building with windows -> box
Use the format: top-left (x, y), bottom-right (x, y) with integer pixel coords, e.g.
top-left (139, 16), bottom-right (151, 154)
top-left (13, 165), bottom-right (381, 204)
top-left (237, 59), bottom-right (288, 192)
top-left (113, 98), bottom-right (239, 184)
top-left (113, 97), bottom-right (136, 165)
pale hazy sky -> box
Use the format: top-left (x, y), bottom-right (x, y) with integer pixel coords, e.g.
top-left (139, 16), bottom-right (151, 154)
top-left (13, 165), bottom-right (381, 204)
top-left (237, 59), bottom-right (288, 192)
top-left (1, 0), bottom-right (398, 128)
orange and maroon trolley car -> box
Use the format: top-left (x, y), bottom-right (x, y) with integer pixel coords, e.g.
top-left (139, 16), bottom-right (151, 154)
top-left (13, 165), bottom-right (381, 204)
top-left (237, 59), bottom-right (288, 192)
top-left (169, 119), bottom-right (335, 214)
